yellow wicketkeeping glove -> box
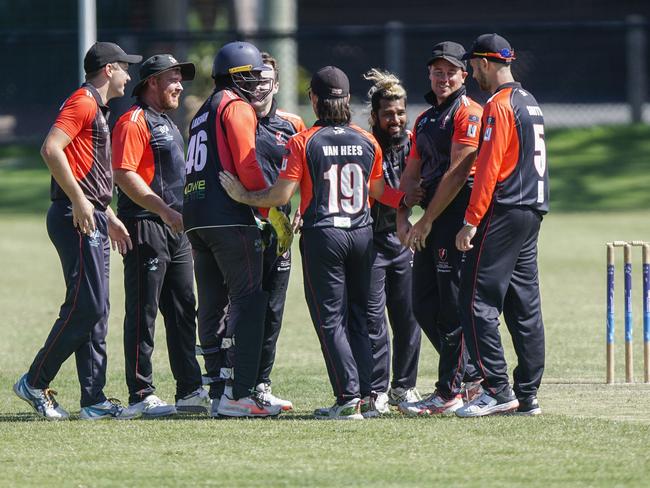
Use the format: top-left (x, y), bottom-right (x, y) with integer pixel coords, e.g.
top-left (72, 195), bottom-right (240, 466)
top-left (268, 207), bottom-right (293, 256)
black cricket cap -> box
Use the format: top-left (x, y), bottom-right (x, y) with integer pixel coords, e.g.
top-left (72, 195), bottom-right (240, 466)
top-left (132, 54), bottom-right (196, 96)
top-left (310, 66), bottom-right (350, 99)
top-left (83, 41), bottom-right (142, 74)
top-left (427, 41), bottom-right (467, 69)
top-left (462, 33), bottom-right (516, 64)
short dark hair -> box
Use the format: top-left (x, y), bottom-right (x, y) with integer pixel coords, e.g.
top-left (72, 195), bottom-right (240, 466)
top-left (316, 97), bottom-right (351, 125)
top-left (260, 52), bottom-right (278, 81)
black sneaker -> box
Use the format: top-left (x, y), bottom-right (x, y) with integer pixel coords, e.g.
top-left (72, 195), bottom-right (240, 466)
top-left (515, 396), bottom-right (542, 416)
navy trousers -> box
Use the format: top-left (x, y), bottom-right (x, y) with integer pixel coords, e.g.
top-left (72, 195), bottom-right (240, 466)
top-left (121, 217), bottom-right (203, 404)
top-left (188, 226), bottom-right (268, 400)
top-left (27, 201), bottom-right (109, 407)
top-left (300, 226), bottom-right (374, 404)
top-left (412, 186), bottom-right (480, 398)
top-left (257, 236), bottom-right (291, 386)
top-left (367, 231), bottom-right (421, 393)
top-left (459, 203), bottom-right (545, 400)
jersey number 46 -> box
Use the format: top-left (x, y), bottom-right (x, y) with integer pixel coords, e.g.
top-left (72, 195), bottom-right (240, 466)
top-left (185, 130), bottom-right (208, 175)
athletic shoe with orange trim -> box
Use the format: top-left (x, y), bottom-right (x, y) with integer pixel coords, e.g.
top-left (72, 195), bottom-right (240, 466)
top-left (13, 374), bottom-right (69, 421)
top-left (217, 389), bottom-right (282, 418)
top-left (255, 383), bottom-right (293, 411)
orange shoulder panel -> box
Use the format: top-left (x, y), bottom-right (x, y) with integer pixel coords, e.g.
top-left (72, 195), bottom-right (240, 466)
top-left (464, 88), bottom-right (516, 226)
top-left (276, 109), bottom-right (307, 133)
top-left (452, 95), bottom-right (483, 148)
top-left (53, 88), bottom-right (97, 140)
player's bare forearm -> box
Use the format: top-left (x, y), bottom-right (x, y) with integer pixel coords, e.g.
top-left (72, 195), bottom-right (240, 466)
top-left (114, 170), bottom-right (171, 216)
top-left (420, 144), bottom-right (477, 226)
top-left (41, 127), bottom-right (86, 205)
top-left (219, 171), bottom-right (296, 208)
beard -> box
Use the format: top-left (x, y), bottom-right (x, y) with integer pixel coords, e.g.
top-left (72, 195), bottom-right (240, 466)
top-left (160, 92), bottom-right (180, 111)
top-left (374, 124), bottom-right (406, 148)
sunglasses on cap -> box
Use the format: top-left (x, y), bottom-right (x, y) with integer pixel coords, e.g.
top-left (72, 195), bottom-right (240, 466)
top-left (471, 48), bottom-right (516, 61)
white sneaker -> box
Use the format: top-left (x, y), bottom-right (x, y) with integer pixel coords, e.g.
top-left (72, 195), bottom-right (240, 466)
top-left (398, 391), bottom-right (463, 416)
top-left (176, 388), bottom-right (211, 414)
top-left (217, 388), bottom-right (282, 418)
top-left (388, 386), bottom-right (421, 406)
top-left (13, 374), bottom-right (69, 421)
top-left (313, 398), bottom-right (363, 420)
top-left (80, 399), bottom-right (142, 420)
top-left (130, 394), bottom-right (176, 418)
top-left (255, 383), bottom-right (293, 411)
top-left (374, 391), bottom-right (390, 414)
top-left (455, 389), bottom-right (519, 418)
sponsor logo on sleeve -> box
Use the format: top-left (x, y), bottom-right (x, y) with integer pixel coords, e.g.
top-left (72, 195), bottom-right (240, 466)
top-left (469, 114), bottom-right (480, 123)
top-left (484, 127), bottom-right (493, 141)
top-left (467, 124), bottom-right (477, 138)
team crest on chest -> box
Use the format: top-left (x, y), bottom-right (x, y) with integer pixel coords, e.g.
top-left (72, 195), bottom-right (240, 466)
top-left (275, 131), bottom-right (287, 145)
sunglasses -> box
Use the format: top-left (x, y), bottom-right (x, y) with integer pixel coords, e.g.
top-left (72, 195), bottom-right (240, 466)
top-left (471, 48), bottom-right (516, 61)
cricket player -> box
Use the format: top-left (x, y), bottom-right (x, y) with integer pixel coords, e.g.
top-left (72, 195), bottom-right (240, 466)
top-left (13, 42), bottom-right (142, 420)
top-left (219, 66), bottom-right (386, 420)
top-left (455, 33), bottom-right (548, 417)
top-left (363, 69), bottom-right (424, 413)
top-left (112, 54), bottom-right (210, 418)
top-left (249, 52), bottom-right (306, 411)
top-left (396, 41), bottom-right (485, 416)
top-left (183, 41), bottom-right (282, 418)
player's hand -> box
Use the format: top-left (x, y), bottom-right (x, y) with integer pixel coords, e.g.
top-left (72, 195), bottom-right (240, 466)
top-left (291, 210), bottom-right (302, 234)
top-left (71, 196), bottom-right (96, 236)
top-left (406, 218), bottom-right (432, 252)
top-left (107, 214), bottom-right (132, 255)
top-left (161, 206), bottom-right (184, 234)
top-left (403, 186), bottom-right (425, 208)
top-left (396, 218), bottom-right (411, 247)
top-left (269, 207), bottom-right (293, 255)
top-left (455, 224), bottom-right (477, 252)
top-left (219, 171), bottom-right (247, 203)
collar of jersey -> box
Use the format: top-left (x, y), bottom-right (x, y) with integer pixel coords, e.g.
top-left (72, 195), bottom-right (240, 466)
top-left (424, 84), bottom-right (466, 111)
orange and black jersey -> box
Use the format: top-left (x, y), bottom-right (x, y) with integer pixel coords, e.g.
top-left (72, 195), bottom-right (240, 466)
top-left (464, 82), bottom-right (549, 226)
top-left (183, 88), bottom-right (268, 231)
top-left (255, 100), bottom-right (306, 215)
top-left (112, 102), bottom-right (186, 218)
top-left (409, 86), bottom-right (482, 207)
top-left (280, 122), bottom-right (383, 230)
top-left (51, 83), bottom-right (112, 210)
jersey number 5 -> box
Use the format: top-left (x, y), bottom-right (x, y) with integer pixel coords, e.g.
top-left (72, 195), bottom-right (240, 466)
top-left (533, 124), bottom-right (546, 177)
top-left (323, 163), bottom-right (365, 214)
top-left (185, 130), bottom-right (207, 175)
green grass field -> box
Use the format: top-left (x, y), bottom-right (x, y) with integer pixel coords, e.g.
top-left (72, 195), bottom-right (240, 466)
top-left (1, 127), bottom-right (650, 487)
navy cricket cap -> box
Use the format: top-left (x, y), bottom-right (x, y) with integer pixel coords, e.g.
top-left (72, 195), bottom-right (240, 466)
top-left (427, 41), bottom-right (467, 69)
top-left (463, 33), bottom-right (516, 64)
top-left (132, 54), bottom-right (196, 96)
top-left (83, 41), bottom-right (142, 74)
top-left (310, 66), bottom-right (350, 99)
